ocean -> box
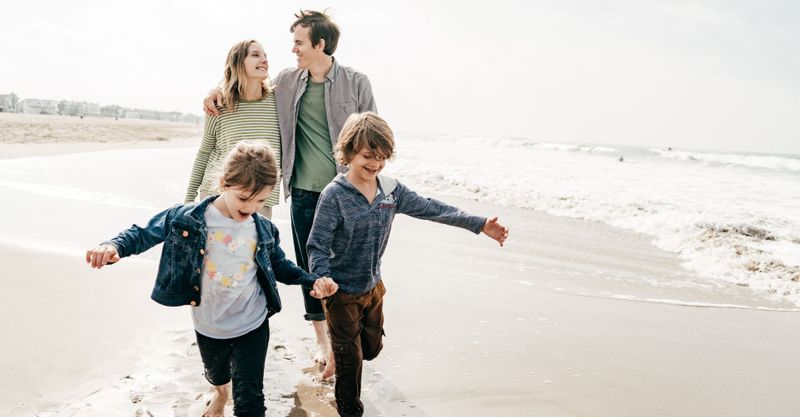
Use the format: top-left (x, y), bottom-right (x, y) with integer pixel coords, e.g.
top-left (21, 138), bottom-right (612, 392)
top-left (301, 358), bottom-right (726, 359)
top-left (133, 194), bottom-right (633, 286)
top-left (1, 136), bottom-right (798, 306)
top-left (387, 134), bottom-right (800, 305)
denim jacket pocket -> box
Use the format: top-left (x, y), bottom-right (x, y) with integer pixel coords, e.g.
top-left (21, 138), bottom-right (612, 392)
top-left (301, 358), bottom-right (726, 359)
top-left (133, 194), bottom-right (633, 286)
top-left (161, 227), bottom-right (199, 293)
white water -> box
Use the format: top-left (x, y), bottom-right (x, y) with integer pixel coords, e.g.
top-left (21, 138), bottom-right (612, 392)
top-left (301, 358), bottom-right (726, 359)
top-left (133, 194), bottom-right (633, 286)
top-left (386, 134), bottom-right (800, 305)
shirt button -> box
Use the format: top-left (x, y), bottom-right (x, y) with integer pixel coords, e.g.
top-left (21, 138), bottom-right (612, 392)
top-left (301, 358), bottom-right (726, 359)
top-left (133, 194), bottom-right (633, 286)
top-left (196, 268), bottom-right (201, 274)
top-left (199, 248), bottom-right (205, 255)
top-left (193, 286), bottom-right (200, 291)
top-left (182, 231), bottom-right (189, 237)
top-left (189, 300), bottom-right (197, 306)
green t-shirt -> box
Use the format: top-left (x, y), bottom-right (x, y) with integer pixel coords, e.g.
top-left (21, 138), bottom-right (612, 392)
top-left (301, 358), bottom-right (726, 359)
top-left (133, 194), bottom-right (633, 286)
top-left (292, 80), bottom-right (337, 192)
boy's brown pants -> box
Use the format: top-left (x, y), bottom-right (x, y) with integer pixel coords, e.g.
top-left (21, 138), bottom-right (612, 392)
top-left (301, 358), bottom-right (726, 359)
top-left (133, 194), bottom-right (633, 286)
top-left (324, 280), bottom-right (386, 417)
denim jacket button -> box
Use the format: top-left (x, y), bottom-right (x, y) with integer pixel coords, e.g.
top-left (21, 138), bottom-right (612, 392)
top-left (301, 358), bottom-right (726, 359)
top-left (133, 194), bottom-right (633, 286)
top-left (182, 231), bottom-right (189, 237)
top-left (196, 268), bottom-right (201, 274)
top-left (193, 286), bottom-right (200, 291)
top-left (199, 248), bottom-right (205, 255)
top-left (189, 300), bottom-right (197, 306)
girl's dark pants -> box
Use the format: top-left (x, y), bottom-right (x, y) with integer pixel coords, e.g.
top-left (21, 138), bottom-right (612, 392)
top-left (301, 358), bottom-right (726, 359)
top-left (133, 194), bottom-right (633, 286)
top-left (324, 280), bottom-right (387, 417)
top-left (195, 317), bottom-right (270, 417)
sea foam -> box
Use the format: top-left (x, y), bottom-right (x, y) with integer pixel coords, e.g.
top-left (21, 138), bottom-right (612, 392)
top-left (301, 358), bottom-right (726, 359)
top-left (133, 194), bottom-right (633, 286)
top-left (389, 133), bottom-right (800, 305)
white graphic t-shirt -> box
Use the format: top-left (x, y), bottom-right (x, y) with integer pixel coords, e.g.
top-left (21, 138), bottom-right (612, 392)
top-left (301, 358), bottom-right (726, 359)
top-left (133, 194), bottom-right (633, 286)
top-left (192, 203), bottom-right (267, 339)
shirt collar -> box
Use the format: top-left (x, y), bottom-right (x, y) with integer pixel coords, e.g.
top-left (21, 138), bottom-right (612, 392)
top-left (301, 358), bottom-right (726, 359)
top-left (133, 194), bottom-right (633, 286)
top-left (300, 56), bottom-right (338, 83)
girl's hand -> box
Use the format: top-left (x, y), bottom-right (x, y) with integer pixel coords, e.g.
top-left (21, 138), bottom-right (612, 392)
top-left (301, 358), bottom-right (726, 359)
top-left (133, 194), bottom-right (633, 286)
top-left (85, 244), bottom-right (120, 269)
top-left (310, 277), bottom-right (338, 299)
top-left (482, 217), bottom-right (509, 247)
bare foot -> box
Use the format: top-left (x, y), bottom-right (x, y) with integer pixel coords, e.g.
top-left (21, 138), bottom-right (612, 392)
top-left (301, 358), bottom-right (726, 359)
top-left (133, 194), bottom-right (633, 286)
top-left (311, 320), bottom-right (331, 365)
top-left (321, 351), bottom-right (336, 381)
top-left (313, 346), bottom-right (327, 365)
top-left (203, 383), bottom-right (229, 417)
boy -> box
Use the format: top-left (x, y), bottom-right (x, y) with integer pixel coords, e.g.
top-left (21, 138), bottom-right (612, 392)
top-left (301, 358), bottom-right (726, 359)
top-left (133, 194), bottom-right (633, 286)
top-left (307, 112), bottom-right (509, 417)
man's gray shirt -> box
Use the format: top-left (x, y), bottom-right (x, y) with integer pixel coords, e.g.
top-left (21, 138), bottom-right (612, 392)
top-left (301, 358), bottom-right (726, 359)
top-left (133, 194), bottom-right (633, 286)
top-left (274, 59), bottom-right (377, 198)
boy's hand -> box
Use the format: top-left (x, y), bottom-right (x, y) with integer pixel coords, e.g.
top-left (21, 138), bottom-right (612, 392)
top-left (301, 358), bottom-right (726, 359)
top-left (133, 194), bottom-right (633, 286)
top-left (482, 217), bottom-right (509, 247)
top-left (85, 244), bottom-right (120, 269)
top-left (310, 277), bottom-right (338, 299)
top-left (202, 89), bottom-right (223, 116)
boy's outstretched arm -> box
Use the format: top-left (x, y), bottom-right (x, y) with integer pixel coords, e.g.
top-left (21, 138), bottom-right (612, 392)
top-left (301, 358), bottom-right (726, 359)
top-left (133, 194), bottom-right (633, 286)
top-left (85, 244), bottom-right (120, 269)
top-left (310, 277), bottom-right (338, 299)
top-left (482, 217), bottom-right (510, 247)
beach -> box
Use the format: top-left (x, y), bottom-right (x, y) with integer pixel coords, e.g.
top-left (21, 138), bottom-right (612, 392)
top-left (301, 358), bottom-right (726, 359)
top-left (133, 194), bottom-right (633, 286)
top-left (2, 116), bottom-right (800, 416)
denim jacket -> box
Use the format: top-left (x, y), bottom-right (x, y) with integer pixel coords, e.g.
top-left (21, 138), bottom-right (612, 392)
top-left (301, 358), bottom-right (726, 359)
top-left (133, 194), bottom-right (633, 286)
top-left (106, 195), bottom-right (316, 317)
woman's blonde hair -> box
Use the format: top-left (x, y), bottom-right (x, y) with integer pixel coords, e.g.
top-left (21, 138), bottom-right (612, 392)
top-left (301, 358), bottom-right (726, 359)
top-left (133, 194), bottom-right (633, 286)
top-left (220, 40), bottom-right (272, 113)
top-left (220, 142), bottom-right (278, 199)
top-left (336, 112), bottom-right (395, 165)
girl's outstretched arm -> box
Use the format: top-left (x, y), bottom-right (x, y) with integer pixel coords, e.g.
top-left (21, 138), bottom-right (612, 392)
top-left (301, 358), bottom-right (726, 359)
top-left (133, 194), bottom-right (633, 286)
top-left (482, 217), bottom-right (510, 246)
top-left (85, 244), bottom-right (120, 269)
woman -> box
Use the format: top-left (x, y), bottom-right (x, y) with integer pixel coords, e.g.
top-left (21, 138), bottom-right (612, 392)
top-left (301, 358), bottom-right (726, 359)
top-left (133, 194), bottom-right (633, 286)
top-left (185, 40), bottom-right (281, 219)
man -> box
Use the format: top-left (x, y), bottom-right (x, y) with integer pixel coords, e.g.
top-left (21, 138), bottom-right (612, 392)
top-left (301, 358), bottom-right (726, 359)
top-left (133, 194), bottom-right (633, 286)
top-left (203, 10), bottom-right (377, 380)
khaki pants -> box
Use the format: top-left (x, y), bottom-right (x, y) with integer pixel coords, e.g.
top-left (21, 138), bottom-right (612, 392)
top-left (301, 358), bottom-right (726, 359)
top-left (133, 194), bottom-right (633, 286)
top-left (198, 192), bottom-right (273, 219)
top-left (324, 280), bottom-right (386, 417)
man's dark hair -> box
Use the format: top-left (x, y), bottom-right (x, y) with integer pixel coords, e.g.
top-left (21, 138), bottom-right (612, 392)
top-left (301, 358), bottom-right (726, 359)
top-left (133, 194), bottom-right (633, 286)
top-left (291, 10), bottom-right (340, 56)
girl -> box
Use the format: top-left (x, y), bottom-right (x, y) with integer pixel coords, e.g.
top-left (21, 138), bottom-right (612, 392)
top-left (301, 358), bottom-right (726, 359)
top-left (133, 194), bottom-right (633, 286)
top-left (185, 39), bottom-right (281, 220)
top-left (86, 142), bottom-right (338, 417)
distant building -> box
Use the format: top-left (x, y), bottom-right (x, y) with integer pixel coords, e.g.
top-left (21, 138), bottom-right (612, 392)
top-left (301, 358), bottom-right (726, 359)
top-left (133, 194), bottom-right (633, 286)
top-left (124, 110), bottom-right (142, 119)
top-left (84, 102), bottom-right (101, 116)
top-left (22, 98), bottom-right (59, 115)
top-left (158, 111), bottom-right (182, 122)
top-left (0, 93), bottom-right (20, 112)
top-left (101, 105), bottom-right (123, 118)
top-left (4, 94), bottom-right (197, 123)
top-left (181, 113), bottom-right (201, 124)
top-left (59, 101), bottom-right (102, 117)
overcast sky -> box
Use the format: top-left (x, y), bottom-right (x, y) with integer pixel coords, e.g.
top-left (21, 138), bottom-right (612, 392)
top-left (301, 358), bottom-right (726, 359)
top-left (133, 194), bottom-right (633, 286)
top-left (1, 0), bottom-right (798, 154)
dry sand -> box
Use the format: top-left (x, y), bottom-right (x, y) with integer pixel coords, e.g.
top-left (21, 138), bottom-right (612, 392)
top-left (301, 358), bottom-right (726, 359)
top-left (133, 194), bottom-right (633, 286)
top-left (0, 113), bottom-right (201, 145)
top-left (3, 138), bottom-right (800, 417)
top-left (0, 113), bottom-right (202, 160)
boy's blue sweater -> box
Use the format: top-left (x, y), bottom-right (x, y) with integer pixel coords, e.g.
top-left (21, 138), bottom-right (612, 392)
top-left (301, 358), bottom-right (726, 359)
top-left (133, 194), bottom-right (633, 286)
top-left (307, 174), bottom-right (486, 294)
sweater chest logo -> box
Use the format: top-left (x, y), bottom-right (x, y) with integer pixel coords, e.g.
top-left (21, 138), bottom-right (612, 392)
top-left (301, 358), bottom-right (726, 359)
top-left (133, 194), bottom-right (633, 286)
top-left (379, 193), bottom-right (396, 209)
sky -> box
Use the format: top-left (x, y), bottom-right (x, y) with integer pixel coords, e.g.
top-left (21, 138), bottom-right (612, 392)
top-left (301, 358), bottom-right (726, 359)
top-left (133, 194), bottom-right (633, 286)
top-left (1, 0), bottom-right (798, 154)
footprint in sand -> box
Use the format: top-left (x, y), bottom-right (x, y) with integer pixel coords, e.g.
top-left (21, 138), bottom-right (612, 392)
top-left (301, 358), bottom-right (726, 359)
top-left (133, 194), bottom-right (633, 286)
top-left (134, 407), bottom-right (154, 416)
top-left (272, 344), bottom-right (296, 361)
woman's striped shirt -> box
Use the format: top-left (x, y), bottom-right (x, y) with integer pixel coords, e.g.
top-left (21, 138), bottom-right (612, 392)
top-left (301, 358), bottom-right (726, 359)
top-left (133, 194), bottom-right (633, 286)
top-left (184, 95), bottom-right (281, 207)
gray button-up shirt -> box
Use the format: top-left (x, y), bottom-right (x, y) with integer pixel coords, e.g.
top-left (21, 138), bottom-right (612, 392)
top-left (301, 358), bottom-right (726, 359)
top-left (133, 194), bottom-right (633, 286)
top-left (274, 58), bottom-right (377, 199)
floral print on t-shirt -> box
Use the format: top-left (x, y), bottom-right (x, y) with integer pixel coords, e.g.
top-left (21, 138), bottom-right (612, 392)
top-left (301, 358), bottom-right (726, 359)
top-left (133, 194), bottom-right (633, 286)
top-left (203, 230), bottom-right (257, 290)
